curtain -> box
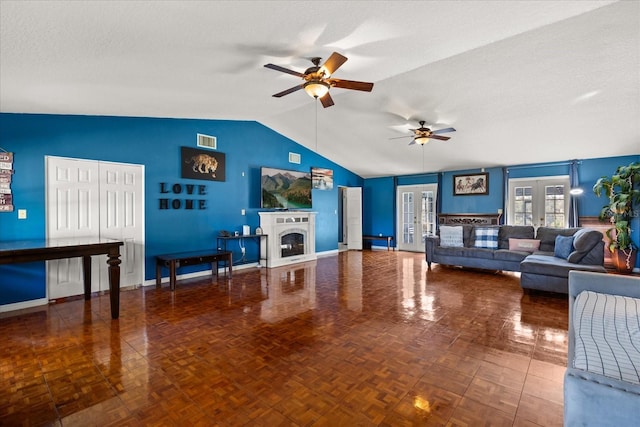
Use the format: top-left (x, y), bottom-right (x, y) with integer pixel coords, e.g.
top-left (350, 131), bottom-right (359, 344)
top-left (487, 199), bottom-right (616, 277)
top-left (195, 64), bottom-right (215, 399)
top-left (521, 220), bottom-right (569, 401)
top-left (436, 172), bottom-right (443, 230)
top-left (569, 159), bottom-right (580, 227)
top-left (502, 167), bottom-right (509, 225)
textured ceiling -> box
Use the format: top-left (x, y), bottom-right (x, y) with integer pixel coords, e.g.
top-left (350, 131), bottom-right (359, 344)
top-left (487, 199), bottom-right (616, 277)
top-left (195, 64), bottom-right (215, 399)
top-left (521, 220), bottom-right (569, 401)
top-left (1, 0), bottom-right (638, 178)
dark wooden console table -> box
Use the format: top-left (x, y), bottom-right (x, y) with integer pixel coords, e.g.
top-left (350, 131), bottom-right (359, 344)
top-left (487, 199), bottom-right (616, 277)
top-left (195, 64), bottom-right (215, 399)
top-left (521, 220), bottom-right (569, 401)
top-left (155, 250), bottom-right (232, 291)
top-left (0, 237), bottom-right (123, 319)
top-left (217, 234), bottom-right (268, 266)
top-left (362, 235), bottom-right (394, 251)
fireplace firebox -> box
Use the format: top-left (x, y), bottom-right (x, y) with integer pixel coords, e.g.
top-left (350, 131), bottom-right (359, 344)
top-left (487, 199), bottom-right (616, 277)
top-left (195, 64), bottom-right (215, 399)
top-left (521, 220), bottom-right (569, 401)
top-left (281, 232), bottom-right (304, 258)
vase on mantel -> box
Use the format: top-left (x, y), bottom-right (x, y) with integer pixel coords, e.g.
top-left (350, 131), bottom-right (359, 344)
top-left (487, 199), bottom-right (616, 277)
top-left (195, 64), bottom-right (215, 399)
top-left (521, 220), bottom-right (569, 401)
top-left (613, 247), bottom-right (637, 274)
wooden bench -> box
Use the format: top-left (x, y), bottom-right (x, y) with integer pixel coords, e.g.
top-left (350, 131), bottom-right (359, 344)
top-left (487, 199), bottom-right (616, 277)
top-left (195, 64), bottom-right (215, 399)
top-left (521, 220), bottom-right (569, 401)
top-left (155, 250), bottom-right (232, 291)
top-left (362, 235), bottom-right (394, 251)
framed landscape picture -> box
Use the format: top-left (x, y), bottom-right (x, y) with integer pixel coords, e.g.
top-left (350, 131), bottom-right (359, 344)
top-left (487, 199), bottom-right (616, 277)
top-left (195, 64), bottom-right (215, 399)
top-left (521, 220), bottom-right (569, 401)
top-left (453, 172), bottom-right (488, 195)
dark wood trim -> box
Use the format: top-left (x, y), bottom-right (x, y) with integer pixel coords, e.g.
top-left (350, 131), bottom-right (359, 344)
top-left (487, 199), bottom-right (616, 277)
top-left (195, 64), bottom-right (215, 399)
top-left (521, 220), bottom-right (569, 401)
top-left (438, 213), bottom-right (501, 226)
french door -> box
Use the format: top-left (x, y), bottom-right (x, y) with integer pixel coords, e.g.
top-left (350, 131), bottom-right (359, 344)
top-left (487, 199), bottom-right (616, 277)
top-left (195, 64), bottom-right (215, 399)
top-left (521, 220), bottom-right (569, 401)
top-left (396, 184), bottom-right (437, 252)
top-left (507, 176), bottom-right (570, 228)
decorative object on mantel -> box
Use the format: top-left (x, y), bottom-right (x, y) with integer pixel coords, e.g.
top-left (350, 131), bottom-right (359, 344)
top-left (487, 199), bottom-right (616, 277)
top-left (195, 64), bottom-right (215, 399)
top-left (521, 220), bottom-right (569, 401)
top-left (438, 213), bottom-right (501, 226)
top-left (593, 161), bottom-right (640, 273)
top-left (311, 167), bottom-right (333, 190)
top-left (453, 172), bottom-right (489, 196)
top-left (181, 146), bottom-right (226, 182)
top-left (0, 150), bottom-right (14, 212)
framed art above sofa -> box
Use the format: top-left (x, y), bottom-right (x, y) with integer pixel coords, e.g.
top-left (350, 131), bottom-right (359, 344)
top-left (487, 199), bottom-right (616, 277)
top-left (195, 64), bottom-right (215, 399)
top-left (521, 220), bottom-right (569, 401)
top-left (453, 172), bottom-right (488, 195)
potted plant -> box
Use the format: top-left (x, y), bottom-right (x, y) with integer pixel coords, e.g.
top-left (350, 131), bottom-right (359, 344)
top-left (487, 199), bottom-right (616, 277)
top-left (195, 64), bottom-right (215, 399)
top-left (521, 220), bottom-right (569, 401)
top-left (593, 161), bottom-right (640, 273)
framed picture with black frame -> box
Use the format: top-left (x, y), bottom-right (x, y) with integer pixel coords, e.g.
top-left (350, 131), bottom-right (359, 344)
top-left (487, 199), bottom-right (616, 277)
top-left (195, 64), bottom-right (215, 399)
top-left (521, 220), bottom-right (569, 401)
top-left (453, 172), bottom-right (488, 195)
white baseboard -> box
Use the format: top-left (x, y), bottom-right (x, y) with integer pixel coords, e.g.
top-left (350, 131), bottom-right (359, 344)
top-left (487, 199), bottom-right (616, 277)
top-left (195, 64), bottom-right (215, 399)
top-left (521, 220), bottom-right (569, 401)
top-left (0, 297), bottom-right (48, 313)
top-left (317, 249), bottom-right (339, 258)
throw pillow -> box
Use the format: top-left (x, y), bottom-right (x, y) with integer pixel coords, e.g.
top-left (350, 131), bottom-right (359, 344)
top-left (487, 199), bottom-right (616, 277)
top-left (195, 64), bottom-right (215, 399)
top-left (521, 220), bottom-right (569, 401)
top-left (474, 227), bottom-right (499, 249)
top-left (508, 238), bottom-right (541, 253)
top-left (439, 226), bottom-right (464, 247)
top-left (554, 235), bottom-right (574, 259)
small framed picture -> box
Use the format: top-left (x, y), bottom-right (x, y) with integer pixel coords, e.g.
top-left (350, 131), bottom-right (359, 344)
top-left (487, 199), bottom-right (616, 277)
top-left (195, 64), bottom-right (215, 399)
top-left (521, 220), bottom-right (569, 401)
top-left (453, 173), bottom-right (489, 196)
top-left (311, 167), bottom-right (333, 190)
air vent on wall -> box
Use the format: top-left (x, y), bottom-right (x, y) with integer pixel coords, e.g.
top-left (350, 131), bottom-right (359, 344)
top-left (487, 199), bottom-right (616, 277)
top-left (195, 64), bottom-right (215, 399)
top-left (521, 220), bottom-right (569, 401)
top-left (289, 152), bottom-right (301, 164)
top-left (197, 133), bottom-right (217, 149)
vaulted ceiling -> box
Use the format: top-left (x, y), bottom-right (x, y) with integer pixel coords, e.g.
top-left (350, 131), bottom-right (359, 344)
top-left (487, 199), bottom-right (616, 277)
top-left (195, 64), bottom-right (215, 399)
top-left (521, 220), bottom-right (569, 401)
top-left (1, 1), bottom-right (638, 178)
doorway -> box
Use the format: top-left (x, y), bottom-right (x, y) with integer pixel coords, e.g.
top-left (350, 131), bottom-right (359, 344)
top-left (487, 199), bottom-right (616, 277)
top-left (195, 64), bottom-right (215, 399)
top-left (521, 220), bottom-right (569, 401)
top-left (338, 186), bottom-right (363, 250)
top-left (396, 184), bottom-right (437, 252)
top-left (46, 156), bottom-right (145, 300)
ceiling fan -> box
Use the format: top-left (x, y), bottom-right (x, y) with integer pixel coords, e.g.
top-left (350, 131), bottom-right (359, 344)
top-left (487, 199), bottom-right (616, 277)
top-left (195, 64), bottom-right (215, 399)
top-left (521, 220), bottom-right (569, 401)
top-left (390, 120), bottom-right (456, 145)
top-left (264, 52), bottom-right (374, 108)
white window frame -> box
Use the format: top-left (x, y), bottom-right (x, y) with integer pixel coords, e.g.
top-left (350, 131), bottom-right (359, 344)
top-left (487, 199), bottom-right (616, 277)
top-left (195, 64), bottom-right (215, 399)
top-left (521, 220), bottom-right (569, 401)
top-left (507, 175), bottom-right (570, 228)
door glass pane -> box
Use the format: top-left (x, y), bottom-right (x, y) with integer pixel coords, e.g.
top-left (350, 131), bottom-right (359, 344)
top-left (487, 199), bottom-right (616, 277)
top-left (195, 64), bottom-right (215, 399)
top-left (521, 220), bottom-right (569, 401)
top-left (402, 192), bottom-right (414, 244)
top-left (421, 190), bottom-right (435, 239)
top-left (545, 185), bottom-right (565, 227)
top-left (513, 186), bottom-right (533, 225)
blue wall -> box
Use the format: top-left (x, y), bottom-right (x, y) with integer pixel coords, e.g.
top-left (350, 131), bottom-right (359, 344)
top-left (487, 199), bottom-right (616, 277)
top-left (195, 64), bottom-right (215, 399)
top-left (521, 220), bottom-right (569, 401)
top-left (0, 113), bottom-right (363, 305)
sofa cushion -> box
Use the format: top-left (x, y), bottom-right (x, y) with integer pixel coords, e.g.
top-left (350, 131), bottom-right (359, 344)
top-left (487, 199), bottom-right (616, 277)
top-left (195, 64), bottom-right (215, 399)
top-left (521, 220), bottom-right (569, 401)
top-left (554, 235), bottom-right (574, 259)
top-left (573, 290), bottom-right (640, 385)
top-left (462, 225), bottom-right (476, 248)
top-left (521, 254), bottom-right (606, 278)
top-left (463, 247), bottom-right (496, 260)
top-left (536, 227), bottom-right (580, 252)
top-left (474, 227), bottom-right (499, 249)
top-left (498, 226), bottom-right (535, 249)
top-left (439, 226), bottom-right (464, 247)
top-left (433, 245), bottom-right (468, 257)
top-left (508, 238), bottom-right (540, 253)
top-left (494, 249), bottom-right (529, 262)
top-left (568, 229), bottom-right (604, 264)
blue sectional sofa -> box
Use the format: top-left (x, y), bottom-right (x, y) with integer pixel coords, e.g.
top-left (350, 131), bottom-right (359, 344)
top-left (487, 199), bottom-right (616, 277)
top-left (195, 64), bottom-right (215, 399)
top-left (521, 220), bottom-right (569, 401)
top-left (425, 223), bottom-right (606, 293)
top-left (564, 271), bottom-right (640, 426)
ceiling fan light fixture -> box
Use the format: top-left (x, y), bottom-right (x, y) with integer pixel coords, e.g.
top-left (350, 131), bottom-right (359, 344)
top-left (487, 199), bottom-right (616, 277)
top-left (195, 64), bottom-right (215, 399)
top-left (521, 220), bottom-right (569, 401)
top-left (415, 136), bottom-right (430, 145)
top-left (304, 80), bottom-right (330, 99)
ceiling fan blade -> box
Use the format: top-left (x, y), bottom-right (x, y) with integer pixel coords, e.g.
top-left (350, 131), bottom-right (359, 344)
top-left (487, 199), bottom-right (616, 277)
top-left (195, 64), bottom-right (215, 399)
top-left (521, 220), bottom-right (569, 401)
top-left (330, 79), bottom-right (374, 92)
top-left (432, 127), bottom-right (456, 135)
top-left (319, 92), bottom-right (334, 108)
top-left (264, 63), bottom-right (305, 78)
top-left (389, 135), bottom-right (413, 140)
top-left (408, 140), bottom-right (417, 146)
top-left (321, 52), bottom-right (348, 76)
top-left (429, 135), bottom-right (451, 141)
top-left (272, 85), bottom-right (304, 98)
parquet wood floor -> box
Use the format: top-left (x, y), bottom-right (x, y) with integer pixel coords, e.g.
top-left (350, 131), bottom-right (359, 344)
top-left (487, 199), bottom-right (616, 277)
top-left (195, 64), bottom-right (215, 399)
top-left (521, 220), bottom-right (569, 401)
top-left (1, 250), bottom-right (569, 426)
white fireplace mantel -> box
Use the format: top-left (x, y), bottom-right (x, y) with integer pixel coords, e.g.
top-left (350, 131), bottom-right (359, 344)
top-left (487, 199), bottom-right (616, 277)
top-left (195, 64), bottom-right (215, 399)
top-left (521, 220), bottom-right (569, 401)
top-left (259, 211), bottom-right (316, 268)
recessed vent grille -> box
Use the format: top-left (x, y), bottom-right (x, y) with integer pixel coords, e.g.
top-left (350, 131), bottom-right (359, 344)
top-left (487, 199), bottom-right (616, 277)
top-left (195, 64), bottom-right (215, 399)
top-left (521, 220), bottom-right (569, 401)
top-left (197, 134), bottom-right (217, 149)
top-left (289, 152), bottom-right (301, 164)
